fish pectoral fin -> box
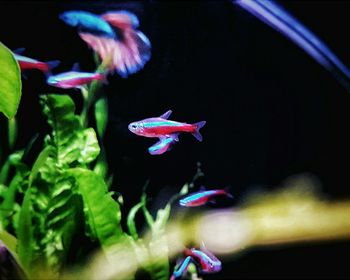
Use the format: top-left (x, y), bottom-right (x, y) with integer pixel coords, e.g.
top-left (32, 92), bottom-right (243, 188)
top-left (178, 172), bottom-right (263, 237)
top-left (160, 110), bottom-right (172, 119)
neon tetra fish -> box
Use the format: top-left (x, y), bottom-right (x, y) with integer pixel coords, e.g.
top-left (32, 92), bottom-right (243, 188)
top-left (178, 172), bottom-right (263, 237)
top-left (47, 71), bottom-right (106, 89)
top-left (13, 49), bottom-right (60, 73)
top-left (179, 189), bottom-right (232, 207)
top-left (170, 256), bottom-right (193, 280)
top-left (128, 110), bottom-right (206, 141)
top-left (184, 247), bottom-right (221, 274)
top-left (148, 133), bottom-right (179, 155)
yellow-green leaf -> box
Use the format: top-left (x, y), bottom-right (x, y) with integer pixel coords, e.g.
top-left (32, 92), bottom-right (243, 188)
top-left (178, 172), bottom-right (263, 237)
top-left (0, 42), bottom-right (21, 118)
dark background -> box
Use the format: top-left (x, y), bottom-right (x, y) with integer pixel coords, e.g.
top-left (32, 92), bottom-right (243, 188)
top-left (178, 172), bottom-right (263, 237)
top-left (1, 0), bottom-right (350, 278)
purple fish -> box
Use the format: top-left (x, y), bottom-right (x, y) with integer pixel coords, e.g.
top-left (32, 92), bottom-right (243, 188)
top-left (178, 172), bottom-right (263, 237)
top-left (184, 247), bottom-right (222, 274)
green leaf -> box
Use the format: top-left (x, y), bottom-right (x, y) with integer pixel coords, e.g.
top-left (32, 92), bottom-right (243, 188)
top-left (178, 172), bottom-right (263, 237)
top-left (0, 42), bottom-right (22, 118)
top-left (17, 187), bottom-right (34, 272)
top-left (65, 168), bottom-right (125, 249)
top-left (40, 94), bottom-right (100, 166)
top-left (29, 146), bottom-right (55, 186)
top-left (0, 229), bottom-right (17, 257)
top-left (127, 201), bottom-right (144, 240)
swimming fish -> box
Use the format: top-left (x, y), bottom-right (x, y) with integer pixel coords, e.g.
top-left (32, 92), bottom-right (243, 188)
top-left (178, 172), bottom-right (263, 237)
top-left (13, 51), bottom-right (60, 73)
top-left (184, 247), bottom-right (221, 274)
top-left (59, 10), bottom-right (116, 38)
top-left (148, 133), bottom-right (179, 155)
top-left (170, 256), bottom-right (193, 280)
top-left (128, 110), bottom-right (206, 141)
top-left (179, 189), bottom-right (232, 207)
top-left (60, 9), bottom-right (151, 77)
top-left (47, 71), bottom-right (106, 89)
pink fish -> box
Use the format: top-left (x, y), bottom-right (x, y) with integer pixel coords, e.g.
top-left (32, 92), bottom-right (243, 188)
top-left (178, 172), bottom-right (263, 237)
top-left (184, 247), bottom-right (221, 274)
top-left (14, 53), bottom-right (59, 73)
top-left (75, 10), bottom-right (151, 77)
top-left (179, 188), bottom-right (232, 207)
top-left (47, 71), bottom-right (106, 89)
top-left (128, 110), bottom-right (206, 141)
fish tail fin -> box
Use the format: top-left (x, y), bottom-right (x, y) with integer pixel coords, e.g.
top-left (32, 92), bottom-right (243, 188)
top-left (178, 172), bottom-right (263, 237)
top-left (111, 29), bottom-right (151, 77)
top-left (223, 186), bottom-right (233, 199)
top-left (191, 121), bottom-right (206, 142)
top-left (78, 29), bottom-right (151, 78)
top-left (42, 60), bottom-right (60, 77)
top-left (46, 60), bottom-right (60, 71)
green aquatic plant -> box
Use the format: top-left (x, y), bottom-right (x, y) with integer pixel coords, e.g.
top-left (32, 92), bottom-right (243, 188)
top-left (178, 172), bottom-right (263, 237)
top-left (0, 42), bottom-right (21, 119)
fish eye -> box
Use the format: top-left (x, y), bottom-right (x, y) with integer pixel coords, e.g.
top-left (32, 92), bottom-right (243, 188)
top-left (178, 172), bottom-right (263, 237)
top-left (131, 124), bottom-right (137, 129)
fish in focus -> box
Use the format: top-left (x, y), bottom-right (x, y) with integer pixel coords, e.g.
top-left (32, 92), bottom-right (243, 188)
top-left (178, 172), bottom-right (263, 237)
top-left (59, 11), bottom-right (116, 38)
top-left (179, 188), bottom-right (232, 207)
top-left (170, 256), bottom-right (193, 280)
top-left (13, 49), bottom-right (60, 73)
top-left (128, 110), bottom-right (206, 142)
top-left (184, 247), bottom-right (222, 274)
top-left (148, 133), bottom-right (179, 155)
top-left (47, 71), bottom-right (106, 89)
top-left (60, 10), bottom-right (151, 78)
top-left (233, 0), bottom-right (350, 93)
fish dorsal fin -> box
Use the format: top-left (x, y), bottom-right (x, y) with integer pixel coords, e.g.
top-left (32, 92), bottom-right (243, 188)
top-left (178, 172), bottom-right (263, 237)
top-left (160, 110), bottom-right (172, 119)
top-left (199, 185), bottom-right (206, 191)
top-left (13, 48), bottom-right (26, 54)
top-left (72, 62), bottom-right (81, 72)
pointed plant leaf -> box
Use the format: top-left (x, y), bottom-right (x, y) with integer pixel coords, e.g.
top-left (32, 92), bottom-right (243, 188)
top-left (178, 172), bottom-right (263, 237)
top-left (0, 42), bottom-right (22, 119)
top-left (127, 201), bottom-right (144, 240)
top-left (17, 187), bottom-right (34, 272)
top-left (65, 168), bottom-right (125, 249)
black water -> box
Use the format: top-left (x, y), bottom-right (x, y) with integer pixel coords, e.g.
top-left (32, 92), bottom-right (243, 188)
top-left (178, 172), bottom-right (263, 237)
top-left (1, 1), bottom-right (350, 278)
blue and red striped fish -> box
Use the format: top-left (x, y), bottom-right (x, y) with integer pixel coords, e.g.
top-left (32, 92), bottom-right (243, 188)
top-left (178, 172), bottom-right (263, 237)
top-left (14, 52), bottom-right (59, 73)
top-left (170, 256), bottom-right (193, 280)
top-left (179, 189), bottom-right (232, 207)
top-left (128, 110), bottom-right (206, 142)
top-left (47, 71), bottom-right (106, 89)
top-left (184, 247), bottom-right (221, 274)
top-left (148, 133), bottom-right (179, 155)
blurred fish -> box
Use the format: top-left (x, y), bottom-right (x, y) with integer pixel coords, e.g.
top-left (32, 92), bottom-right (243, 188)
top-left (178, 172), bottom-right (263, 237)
top-left (233, 0), bottom-right (350, 92)
top-left (59, 10), bottom-right (116, 38)
top-left (170, 256), bottom-right (193, 280)
top-left (179, 188), bottom-right (232, 207)
top-left (13, 49), bottom-right (60, 73)
top-left (60, 9), bottom-right (151, 77)
top-left (148, 133), bottom-right (179, 155)
top-left (47, 70), bottom-right (106, 89)
top-left (184, 247), bottom-right (221, 274)
top-left (128, 110), bottom-right (206, 141)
